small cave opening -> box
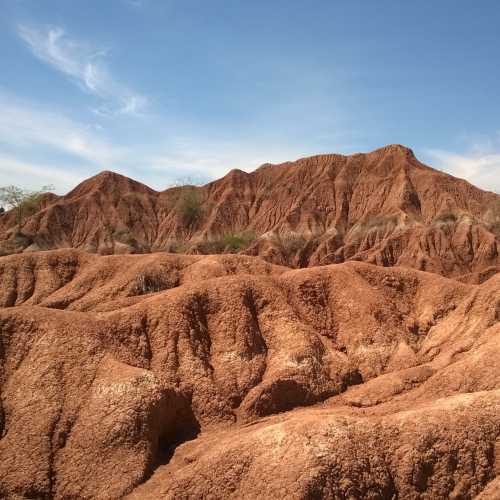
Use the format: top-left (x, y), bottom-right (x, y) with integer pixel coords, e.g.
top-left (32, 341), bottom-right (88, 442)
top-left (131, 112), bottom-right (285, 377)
top-left (341, 368), bottom-right (364, 391)
top-left (154, 397), bottom-right (201, 467)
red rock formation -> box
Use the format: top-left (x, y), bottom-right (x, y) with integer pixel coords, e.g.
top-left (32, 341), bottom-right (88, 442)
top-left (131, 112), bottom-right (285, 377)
top-left (0, 145), bottom-right (499, 498)
top-left (0, 145), bottom-right (498, 278)
top-left (0, 249), bottom-right (498, 498)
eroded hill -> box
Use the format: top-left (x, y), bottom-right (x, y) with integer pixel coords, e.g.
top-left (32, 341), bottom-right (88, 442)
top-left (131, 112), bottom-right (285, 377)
top-left (1, 145), bottom-right (499, 498)
top-left (0, 249), bottom-right (499, 498)
top-left (1, 144), bottom-right (499, 279)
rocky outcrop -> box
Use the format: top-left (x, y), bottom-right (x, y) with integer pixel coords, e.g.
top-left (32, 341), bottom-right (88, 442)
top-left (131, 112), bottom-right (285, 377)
top-left (1, 145), bottom-right (498, 279)
top-left (0, 145), bottom-right (499, 497)
top-left (0, 249), bottom-right (498, 498)
top-left (129, 391), bottom-right (500, 499)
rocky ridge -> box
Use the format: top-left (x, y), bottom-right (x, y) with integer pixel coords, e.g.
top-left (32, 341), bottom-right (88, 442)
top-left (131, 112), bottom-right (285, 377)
top-left (1, 144), bottom-right (498, 279)
top-left (0, 145), bottom-right (499, 498)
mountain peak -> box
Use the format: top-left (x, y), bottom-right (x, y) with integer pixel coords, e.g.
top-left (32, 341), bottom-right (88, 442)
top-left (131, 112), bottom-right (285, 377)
top-left (1, 145), bottom-right (497, 278)
top-left (370, 144), bottom-right (416, 158)
top-left (66, 170), bottom-right (155, 198)
top-left (92, 170), bottom-right (132, 182)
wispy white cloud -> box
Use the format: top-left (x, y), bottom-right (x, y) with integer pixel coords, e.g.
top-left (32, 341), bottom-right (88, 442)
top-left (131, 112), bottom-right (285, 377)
top-left (0, 92), bottom-right (267, 193)
top-left (0, 80), bottom-right (330, 194)
top-left (426, 145), bottom-right (500, 194)
top-left (0, 93), bottom-right (127, 166)
top-left (117, 95), bottom-right (149, 115)
top-left (17, 24), bottom-right (148, 116)
top-left (0, 155), bottom-right (88, 193)
top-left (147, 135), bottom-right (314, 184)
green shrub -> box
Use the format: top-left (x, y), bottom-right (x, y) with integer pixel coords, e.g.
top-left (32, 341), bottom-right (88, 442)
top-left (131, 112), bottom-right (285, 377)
top-left (177, 188), bottom-right (203, 226)
top-left (222, 231), bottom-right (256, 251)
top-left (0, 184), bottom-right (54, 232)
top-left (164, 239), bottom-right (188, 253)
top-left (195, 231), bottom-right (256, 254)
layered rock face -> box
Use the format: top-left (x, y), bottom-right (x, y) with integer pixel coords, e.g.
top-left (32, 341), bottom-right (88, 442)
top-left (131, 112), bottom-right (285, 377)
top-left (1, 144), bottom-right (499, 279)
top-left (0, 249), bottom-right (499, 498)
top-left (0, 145), bottom-right (499, 498)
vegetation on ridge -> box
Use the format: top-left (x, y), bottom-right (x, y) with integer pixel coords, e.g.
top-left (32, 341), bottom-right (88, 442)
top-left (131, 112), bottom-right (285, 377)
top-left (177, 188), bottom-right (204, 227)
top-left (0, 184), bottom-right (54, 232)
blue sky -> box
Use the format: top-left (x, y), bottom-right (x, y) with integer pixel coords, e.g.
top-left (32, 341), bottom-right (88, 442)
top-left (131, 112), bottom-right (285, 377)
top-left (0, 0), bottom-right (499, 194)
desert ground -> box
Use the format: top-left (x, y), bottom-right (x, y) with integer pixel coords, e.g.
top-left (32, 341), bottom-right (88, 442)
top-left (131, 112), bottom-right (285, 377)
top-left (0, 146), bottom-right (499, 498)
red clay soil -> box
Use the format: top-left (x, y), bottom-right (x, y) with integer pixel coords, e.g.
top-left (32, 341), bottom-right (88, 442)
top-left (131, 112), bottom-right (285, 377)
top-left (0, 248), bottom-right (499, 498)
top-left (0, 145), bottom-right (499, 498)
top-left (1, 144), bottom-right (499, 279)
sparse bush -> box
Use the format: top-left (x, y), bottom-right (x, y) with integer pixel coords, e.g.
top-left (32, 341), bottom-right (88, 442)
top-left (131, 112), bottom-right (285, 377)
top-left (349, 214), bottom-right (399, 244)
top-left (164, 239), bottom-right (188, 253)
top-left (360, 214), bottom-right (398, 231)
top-left (177, 188), bottom-right (204, 226)
top-left (0, 233), bottom-right (33, 256)
top-left (0, 184), bottom-right (54, 232)
top-left (196, 238), bottom-right (226, 254)
top-left (167, 176), bottom-right (205, 188)
top-left (113, 228), bottom-right (137, 246)
top-left (279, 231), bottom-right (307, 253)
top-left (433, 211), bottom-right (458, 225)
top-left (222, 231), bottom-right (256, 252)
top-left (194, 238), bottom-right (224, 255)
top-left (132, 272), bottom-right (166, 295)
top-left (194, 231), bottom-right (257, 254)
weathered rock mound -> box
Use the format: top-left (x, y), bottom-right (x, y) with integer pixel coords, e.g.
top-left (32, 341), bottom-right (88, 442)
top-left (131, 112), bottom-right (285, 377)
top-left (0, 249), bottom-right (285, 311)
top-left (0, 250), bottom-right (498, 498)
top-left (1, 145), bottom-right (499, 279)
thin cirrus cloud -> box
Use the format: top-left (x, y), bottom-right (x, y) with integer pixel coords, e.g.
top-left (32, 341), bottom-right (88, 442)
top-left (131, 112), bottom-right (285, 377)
top-left (0, 90), bottom-right (313, 193)
top-left (0, 154), bottom-right (88, 193)
top-left (0, 91), bottom-right (140, 193)
top-left (426, 147), bottom-right (500, 194)
top-left (0, 92), bottom-right (127, 166)
top-left (0, 91), bottom-right (265, 193)
top-left (17, 24), bottom-right (148, 116)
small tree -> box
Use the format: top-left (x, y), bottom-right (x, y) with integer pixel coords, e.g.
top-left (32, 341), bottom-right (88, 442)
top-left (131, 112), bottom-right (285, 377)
top-left (222, 231), bottom-right (256, 252)
top-left (177, 188), bottom-right (204, 226)
top-left (0, 185), bottom-right (54, 233)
